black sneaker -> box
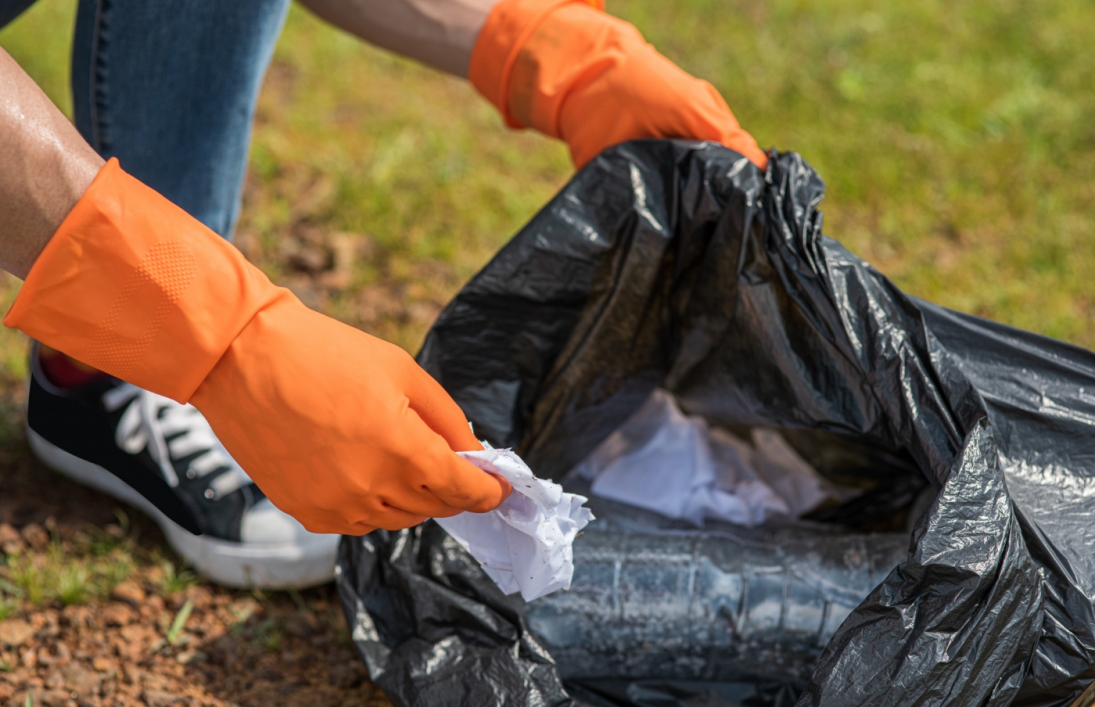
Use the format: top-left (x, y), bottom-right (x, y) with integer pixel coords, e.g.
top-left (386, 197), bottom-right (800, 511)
top-left (24, 347), bottom-right (338, 588)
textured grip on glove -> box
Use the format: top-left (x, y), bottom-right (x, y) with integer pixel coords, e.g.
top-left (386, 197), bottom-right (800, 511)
top-left (4, 158), bottom-right (277, 402)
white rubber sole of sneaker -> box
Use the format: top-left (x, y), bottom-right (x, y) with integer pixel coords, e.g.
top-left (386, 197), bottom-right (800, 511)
top-left (27, 427), bottom-right (339, 589)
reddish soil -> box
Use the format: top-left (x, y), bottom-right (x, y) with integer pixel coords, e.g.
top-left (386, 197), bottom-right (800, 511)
top-left (0, 388), bottom-right (392, 707)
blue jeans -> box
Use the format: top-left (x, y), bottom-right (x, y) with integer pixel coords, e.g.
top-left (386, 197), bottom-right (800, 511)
top-left (2, 0), bottom-right (291, 239)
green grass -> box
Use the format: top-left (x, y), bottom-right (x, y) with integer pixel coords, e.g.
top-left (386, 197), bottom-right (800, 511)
top-left (239, 6), bottom-right (573, 349)
top-left (624, 0), bottom-right (1095, 346)
top-left (166, 597), bottom-right (195, 645)
top-left (4, 540), bottom-right (136, 607)
top-left (2, 0), bottom-right (1094, 351)
top-left (154, 557), bottom-right (199, 596)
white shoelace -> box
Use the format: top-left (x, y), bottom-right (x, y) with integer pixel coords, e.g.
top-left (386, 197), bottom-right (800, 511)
top-left (102, 384), bottom-right (253, 500)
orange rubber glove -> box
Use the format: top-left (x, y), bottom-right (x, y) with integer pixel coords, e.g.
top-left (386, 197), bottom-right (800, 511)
top-left (470, 0), bottom-right (768, 171)
top-left (4, 159), bottom-right (511, 535)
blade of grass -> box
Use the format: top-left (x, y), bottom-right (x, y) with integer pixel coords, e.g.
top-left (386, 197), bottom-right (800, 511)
top-left (166, 598), bottom-right (195, 645)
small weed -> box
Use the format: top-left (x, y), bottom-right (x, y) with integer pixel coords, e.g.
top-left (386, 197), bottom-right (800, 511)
top-left (3, 538), bottom-right (134, 606)
top-left (85, 525), bottom-right (126, 558)
top-left (156, 559), bottom-right (198, 595)
top-left (56, 566), bottom-right (91, 606)
top-left (8, 556), bottom-right (46, 606)
top-left (166, 598), bottom-right (195, 645)
top-left (97, 547), bottom-right (136, 589)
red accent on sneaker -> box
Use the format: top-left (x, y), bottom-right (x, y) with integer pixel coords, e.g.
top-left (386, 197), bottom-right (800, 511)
top-left (39, 350), bottom-right (107, 389)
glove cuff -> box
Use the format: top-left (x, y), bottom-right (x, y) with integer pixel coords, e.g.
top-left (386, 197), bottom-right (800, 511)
top-left (4, 158), bottom-right (287, 402)
top-left (469, 0), bottom-right (603, 128)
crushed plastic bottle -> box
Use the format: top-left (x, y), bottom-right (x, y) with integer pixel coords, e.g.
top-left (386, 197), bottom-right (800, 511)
top-left (526, 498), bottom-right (908, 686)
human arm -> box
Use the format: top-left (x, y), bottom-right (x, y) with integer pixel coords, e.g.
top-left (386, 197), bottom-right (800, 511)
top-left (0, 48), bottom-right (103, 278)
top-left (296, 0), bottom-right (497, 77)
top-left (296, 0), bottom-right (767, 170)
top-left (0, 49), bottom-right (510, 534)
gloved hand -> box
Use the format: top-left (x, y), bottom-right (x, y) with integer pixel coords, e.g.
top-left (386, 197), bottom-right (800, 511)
top-left (4, 159), bottom-right (511, 535)
top-left (470, 0), bottom-right (768, 171)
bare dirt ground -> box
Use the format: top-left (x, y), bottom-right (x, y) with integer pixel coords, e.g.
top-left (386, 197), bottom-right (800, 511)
top-left (0, 386), bottom-right (392, 707)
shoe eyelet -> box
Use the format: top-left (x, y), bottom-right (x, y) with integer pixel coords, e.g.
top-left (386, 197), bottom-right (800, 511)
top-left (203, 489), bottom-right (215, 500)
top-left (186, 470), bottom-right (196, 479)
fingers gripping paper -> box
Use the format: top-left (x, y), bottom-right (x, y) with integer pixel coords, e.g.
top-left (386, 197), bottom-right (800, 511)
top-left (436, 447), bottom-right (594, 602)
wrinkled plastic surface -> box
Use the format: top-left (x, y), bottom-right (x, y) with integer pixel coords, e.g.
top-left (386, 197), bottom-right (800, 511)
top-left (337, 141), bottom-right (1095, 706)
top-left (523, 497), bottom-right (909, 686)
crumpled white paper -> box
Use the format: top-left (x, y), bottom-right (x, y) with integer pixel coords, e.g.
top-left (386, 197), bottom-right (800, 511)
top-left (436, 447), bottom-right (594, 602)
top-left (569, 389), bottom-right (840, 526)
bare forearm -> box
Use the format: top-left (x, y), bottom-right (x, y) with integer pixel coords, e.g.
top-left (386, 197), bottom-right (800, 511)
top-left (0, 49), bottom-right (103, 279)
top-left (296, 0), bottom-right (498, 77)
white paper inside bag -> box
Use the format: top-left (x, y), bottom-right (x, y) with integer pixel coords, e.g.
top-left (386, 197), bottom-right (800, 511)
top-left (436, 447), bottom-right (594, 602)
top-left (569, 389), bottom-right (837, 526)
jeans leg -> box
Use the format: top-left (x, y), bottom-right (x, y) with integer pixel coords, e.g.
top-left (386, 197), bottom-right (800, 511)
top-left (0, 0), bottom-right (37, 28)
top-left (71, 0), bottom-right (291, 240)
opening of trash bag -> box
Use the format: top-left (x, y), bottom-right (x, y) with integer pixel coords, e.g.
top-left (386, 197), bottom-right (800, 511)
top-left (337, 140), bottom-right (1095, 707)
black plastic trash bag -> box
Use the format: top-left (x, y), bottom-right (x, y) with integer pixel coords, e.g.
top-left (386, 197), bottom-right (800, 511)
top-left (336, 140), bottom-right (1095, 706)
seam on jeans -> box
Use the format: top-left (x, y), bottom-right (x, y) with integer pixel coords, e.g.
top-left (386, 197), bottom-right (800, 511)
top-left (87, 0), bottom-right (109, 153)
